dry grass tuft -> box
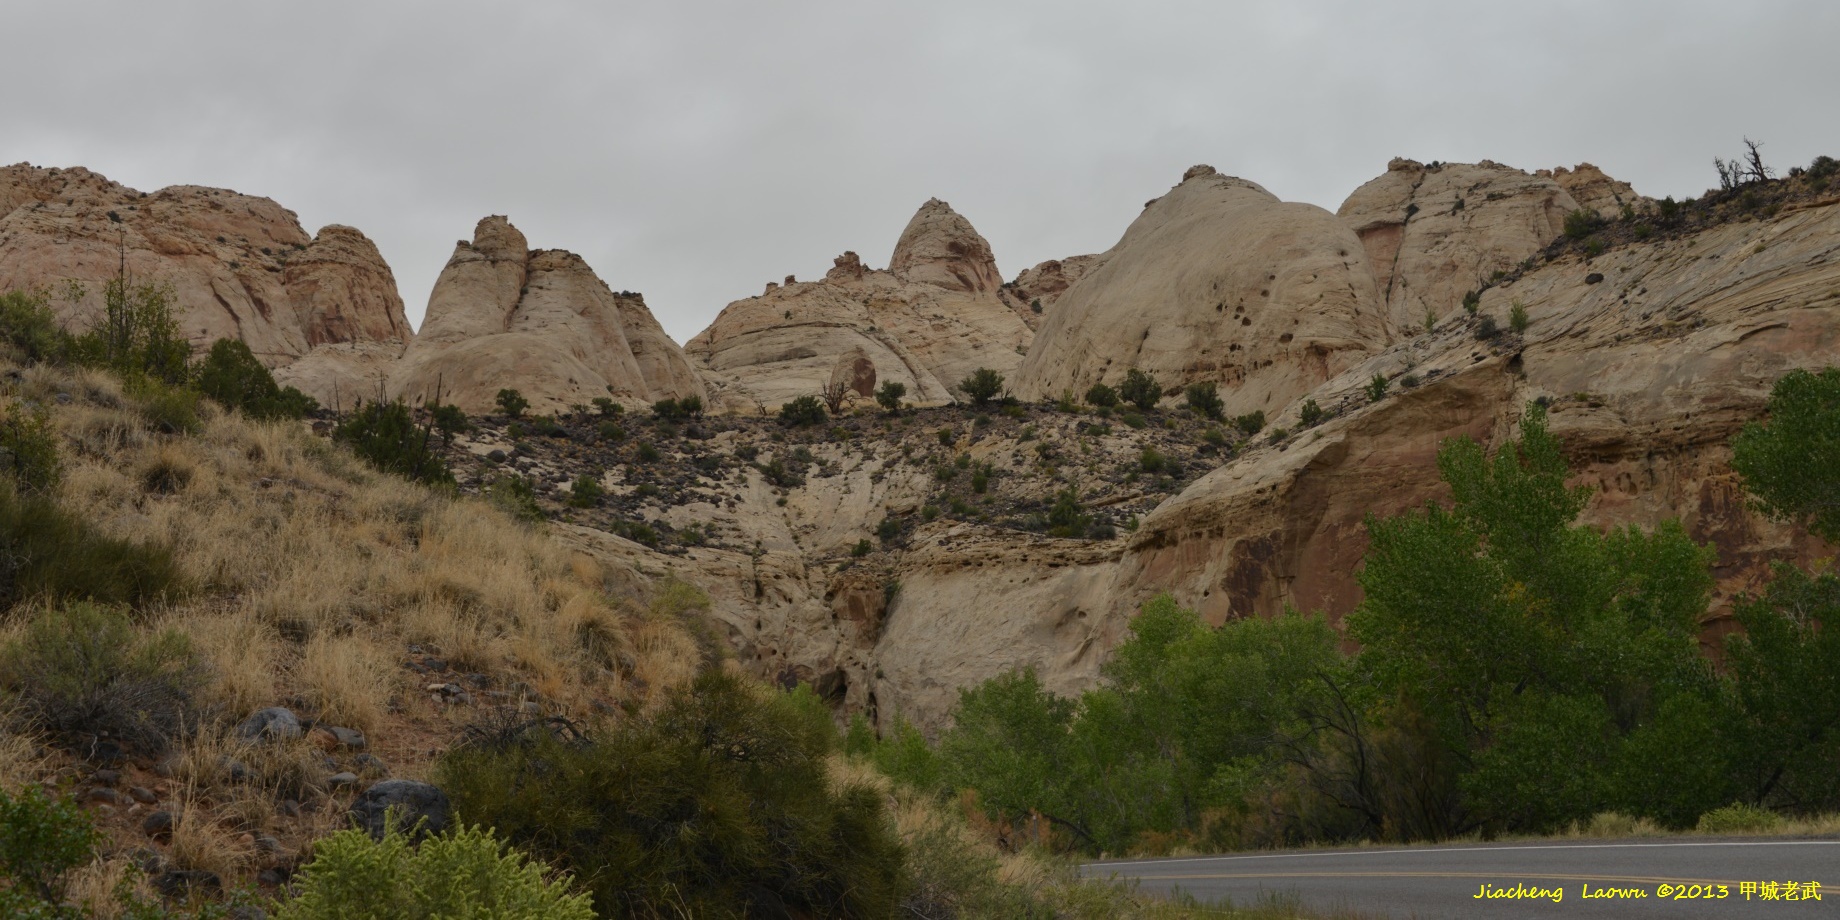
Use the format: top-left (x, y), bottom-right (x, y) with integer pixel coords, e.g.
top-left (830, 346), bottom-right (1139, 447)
top-left (297, 632), bottom-right (394, 734)
top-left (168, 794), bottom-right (257, 880)
top-left (65, 856), bottom-right (158, 920)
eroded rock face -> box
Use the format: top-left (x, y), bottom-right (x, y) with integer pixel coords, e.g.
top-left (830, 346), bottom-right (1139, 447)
top-left (0, 164), bottom-right (408, 401)
top-left (999, 253), bottom-right (1108, 329)
top-left (687, 201), bottom-right (1031, 413)
top-left (1544, 162), bottom-right (1651, 219)
top-left (1121, 196), bottom-right (1840, 629)
top-left (1337, 158), bottom-right (1581, 334)
top-left (1013, 167), bottom-right (1386, 417)
top-left (389, 216), bottom-right (705, 414)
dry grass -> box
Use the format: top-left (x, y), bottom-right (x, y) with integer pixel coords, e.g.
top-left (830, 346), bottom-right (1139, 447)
top-left (297, 632), bottom-right (394, 734)
top-left (168, 794), bottom-right (257, 880)
top-left (0, 724), bottom-right (47, 792)
top-left (65, 855), bottom-right (159, 919)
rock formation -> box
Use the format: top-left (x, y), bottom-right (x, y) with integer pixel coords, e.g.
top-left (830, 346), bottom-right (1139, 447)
top-left (999, 253), bottom-right (1108, 329)
top-left (0, 164), bottom-right (410, 404)
top-left (687, 201), bottom-right (1031, 413)
top-left (1012, 165), bottom-right (1386, 418)
top-left (389, 216), bottom-right (705, 414)
top-left (1544, 162), bottom-right (1650, 219)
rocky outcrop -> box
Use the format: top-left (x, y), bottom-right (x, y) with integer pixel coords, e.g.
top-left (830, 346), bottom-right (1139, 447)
top-left (1337, 158), bottom-right (1581, 334)
top-left (687, 201), bottom-right (1031, 413)
top-left (1544, 162), bottom-right (1650, 219)
top-left (1012, 165), bottom-right (1386, 417)
top-left (273, 225), bottom-right (412, 405)
top-left (1119, 195), bottom-right (1840, 630)
top-left (389, 216), bottom-right (705, 414)
top-left (999, 254), bottom-right (1108, 329)
top-left (0, 164), bottom-right (409, 403)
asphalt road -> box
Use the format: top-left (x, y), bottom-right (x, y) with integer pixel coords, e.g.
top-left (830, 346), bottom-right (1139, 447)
top-left (1083, 839), bottom-right (1839, 918)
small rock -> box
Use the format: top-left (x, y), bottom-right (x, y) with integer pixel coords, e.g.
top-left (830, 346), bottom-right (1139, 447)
top-left (143, 810), bottom-right (175, 841)
top-left (327, 772), bottom-right (359, 789)
top-left (223, 757), bottom-right (254, 782)
top-left (256, 868), bottom-right (286, 888)
top-left (237, 707), bottom-right (303, 743)
top-left (84, 787), bottom-right (123, 806)
top-left (486, 449), bottom-right (507, 462)
top-left (354, 753), bottom-right (389, 777)
top-left (92, 768), bottom-right (121, 786)
top-left (1585, 272), bottom-right (1605, 284)
top-left (350, 780), bottom-right (450, 840)
top-left (128, 786), bottom-right (158, 804)
top-left (422, 657), bottom-right (448, 672)
top-left (278, 799), bottom-right (301, 818)
top-left (306, 727), bottom-right (339, 752)
top-left (133, 848), bottom-right (168, 875)
top-left (326, 727), bottom-right (367, 750)
top-left (254, 835), bottom-right (282, 854)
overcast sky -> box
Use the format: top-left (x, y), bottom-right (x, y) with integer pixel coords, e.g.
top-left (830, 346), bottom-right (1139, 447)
top-left (6, 1), bottom-right (1836, 343)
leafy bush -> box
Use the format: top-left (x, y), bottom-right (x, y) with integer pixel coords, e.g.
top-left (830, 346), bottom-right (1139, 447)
top-left (1230, 410), bottom-right (1265, 436)
top-left (597, 421), bottom-right (625, 442)
top-left (275, 822), bottom-right (594, 920)
top-left (0, 602), bottom-right (207, 758)
top-left (0, 786), bottom-right (99, 916)
top-left (851, 538), bottom-right (872, 558)
top-left (1695, 802), bottom-right (1782, 835)
top-left (436, 672), bottom-right (908, 919)
top-left (874, 380), bottom-right (905, 414)
top-left (1298, 398), bottom-right (1325, 428)
top-left (0, 289), bottom-right (67, 364)
top-left (1364, 373), bottom-right (1390, 402)
top-left (1731, 367), bottom-right (1840, 541)
top-left (633, 441), bottom-right (660, 462)
top-left (484, 474), bottom-right (543, 523)
top-left (69, 277), bottom-right (190, 386)
top-left (1462, 289), bottom-right (1482, 315)
top-left (195, 338), bottom-right (316, 419)
top-left (1084, 383), bottom-right (1119, 408)
top-left (128, 376), bottom-right (203, 435)
top-left (1563, 208), bottom-right (1603, 241)
top-left (567, 474), bottom-right (605, 508)
top-left (591, 396), bottom-right (623, 417)
top-left (1183, 381), bottom-right (1223, 420)
top-left (1475, 314), bottom-right (1501, 340)
top-left (757, 458), bottom-right (804, 488)
top-left (495, 388), bottom-right (529, 419)
top-left (959, 368), bottom-right (1004, 407)
top-left (0, 487), bottom-right (183, 611)
top-left (1140, 447), bottom-right (1166, 474)
top-left (430, 403), bottom-right (469, 446)
top-left (651, 398), bottom-right (683, 420)
top-left (1044, 488), bottom-right (1090, 538)
top-left (779, 395), bottom-right (826, 427)
top-left (335, 399), bottom-right (452, 485)
top-left (1118, 369), bottom-right (1162, 411)
top-left (0, 402), bottom-right (60, 494)
top-left (1510, 302), bottom-right (1530, 334)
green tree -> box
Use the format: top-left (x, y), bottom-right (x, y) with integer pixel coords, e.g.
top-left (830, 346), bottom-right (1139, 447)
top-left (1364, 373), bottom-right (1389, 403)
top-left (1298, 398), bottom-right (1325, 428)
top-left (0, 289), bottom-right (67, 364)
top-left (1118, 369), bottom-right (1162, 411)
top-left (195, 338), bottom-right (317, 419)
top-left (430, 403), bottom-right (469, 447)
top-left (0, 402), bottom-right (61, 494)
top-left (779, 394), bottom-right (827, 427)
top-left (1348, 404), bottom-right (1715, 833)
top-left (1084, 383), bottom-right (1119, 408)
top-left (1720, 564), bottom-right (1840, 813)
top-left (939, 668), bottom-right (1078, 837)
top-left (71, 277), bottom-right (191, 386)
top-left (959, 368), bottom-right (1004, 406)
top-left (1184, 381), bottom-right (1224, 420)
top-left (495, 388), bottom-right (529, 419)
top-left (874, 380), bottom-right (905, 414)
top-left (1731, 367), bottom-right (1840, 540)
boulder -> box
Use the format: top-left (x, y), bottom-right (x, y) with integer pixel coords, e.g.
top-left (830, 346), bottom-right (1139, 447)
top-left (235, 707), bottom-right (302, 743)
top-left (349, 779), bottom-right (451, 840)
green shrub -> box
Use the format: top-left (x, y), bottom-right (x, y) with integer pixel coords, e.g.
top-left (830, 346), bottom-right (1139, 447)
top-left (1140, 447), bottom-right (1166, 474)
top-left (0, 402), bottom-right (60, 494)
top-left (597, 421), bottom-right (625, 442)
top-left (1695, 802), bottom-right (1782, 835)
top-left (1584, 236), bottom-right (1607, 258)
top-left (1232, 410), bottom-right (1265, 436)
top-left (495, 388), bottom-right (529, 419)
top-left (1120, 411), bottom-right (1146, 429)
top-left (1731, 367), bottom-right (1840, 541)
top-left (1299, 398), bottom-right (1325, 428)
top-left (69, 277), bottom-right (190, 386)
top-left (1563, 208), bottom-right (1603, 240)
top-left (651, 398), bottom-right (683, 420)
top-left (0, 602), bottom-right (206, 757)
top-left (1364, 373), bottom-right (1390, 402)
top-left (757, 458), bottom-right (804, 488)
top-left (959, 368), bottom-right (1004, 406)
top-left (195, 338), bottom-right (316, 419)
top-left (1084, 383), bottom-right (1119, 408)
top-left (430, 403), bottom-right (469, 446)
top-left (527, 415), bottom-right (566, 438)
top-left (1199, 426), bottom-right (1225, 446)
top-left (1044, 488), bottom-right (1090, 538)
top-left (1808, 155), bottom-right (1839, 181)
top-left (1476, 314), bottom-right (1502, 340)
top-left (335, 400), bottom-right (452, 486)
top-left (852, 539), bottom-right (872, 558)
top-left (0, 487), bottom-right (183, 611)
top-left (127, 376), bottom-right (202, 435)
top-left (877, 517), bottom-right (901, 543)
top-left (1183, 381), bottom-right (1223, 420)
top-left (779, 395), bottom-right (827, 427)
top-left (567, 474), bottom-right (605, 508)
top-left (1424, 309), bottom-right (1437, 334)
top-left (1462, 289), bottom-right (1482, 315)
top-left (484, 475), bottom-right (543, 523)
top-left (1510, 302), bottom-right (1530, 334)
top-left (1118, 369), bottom-right (1162, 411)
top-left (0, 786), bottom-right (99, 915)
top-left (0, 289), bottom-right (67, 364)
top-left (874, 380), bottom-right (905, 414)
top-left (436, 672), bottom-right (908, 919)
top-left (591, 396), bottom-right (623, 417)
top-left (634, 441), bottom-right (660, 462)
top-left (275, 822), bottom-right (594, 920)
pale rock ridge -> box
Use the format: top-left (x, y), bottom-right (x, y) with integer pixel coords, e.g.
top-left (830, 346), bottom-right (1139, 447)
top-left (687, 201), bottom-right (1031, 413)
top-left (0, 163), bottom-right (409, 405)
top-left (999, 253), bottom-right (1108, 329)
top-left (1543, 163), bottom-right (1651, 219)
top-left (390, 216), bottom-right (705, 414)
top-left (1012, 166), bottom-right (1385, 417)
top-left (272, 225), bottom-right (414, 405)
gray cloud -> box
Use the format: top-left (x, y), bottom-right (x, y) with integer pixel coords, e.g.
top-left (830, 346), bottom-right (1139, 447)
top-left (6, 1), bottom-right (1836, 342)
